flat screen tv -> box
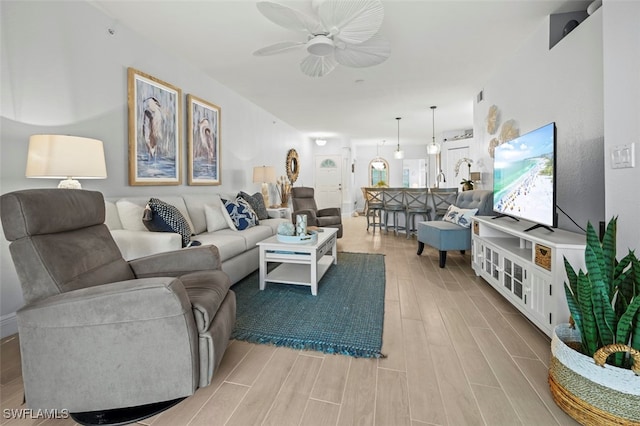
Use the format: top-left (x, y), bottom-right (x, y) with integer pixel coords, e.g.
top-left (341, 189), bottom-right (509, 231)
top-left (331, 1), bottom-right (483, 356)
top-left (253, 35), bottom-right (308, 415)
top-left (493, 122), bottom-right (557, 232)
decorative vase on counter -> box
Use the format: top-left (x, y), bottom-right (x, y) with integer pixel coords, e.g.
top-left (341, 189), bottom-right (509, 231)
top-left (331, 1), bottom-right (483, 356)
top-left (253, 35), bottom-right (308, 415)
top-left (295, 214), bottom-right (307, 236)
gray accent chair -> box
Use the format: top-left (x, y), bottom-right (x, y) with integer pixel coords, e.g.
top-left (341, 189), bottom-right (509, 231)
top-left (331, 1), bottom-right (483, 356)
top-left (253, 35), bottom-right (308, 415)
top-left (0, 189), bottom-right (236, 419)
top-left (417, 190), bottom-right (494, 268)
top-left (291, 187), bottom-right (343, 238)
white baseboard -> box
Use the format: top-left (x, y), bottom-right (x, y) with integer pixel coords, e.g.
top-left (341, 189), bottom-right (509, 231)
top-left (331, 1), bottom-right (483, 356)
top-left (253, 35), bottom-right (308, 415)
top-left (1, 312), bottom-right (18, 338)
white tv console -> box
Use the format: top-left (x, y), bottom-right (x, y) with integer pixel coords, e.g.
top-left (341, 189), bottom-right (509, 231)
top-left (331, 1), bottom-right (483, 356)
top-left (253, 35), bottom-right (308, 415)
top-left (471, 216), bottom-right (586, 337)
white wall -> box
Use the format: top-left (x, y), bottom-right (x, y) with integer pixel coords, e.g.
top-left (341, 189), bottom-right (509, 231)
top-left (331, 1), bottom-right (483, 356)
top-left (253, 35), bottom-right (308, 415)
top-left (603, 0), bottom-right (640, 254)
top-left (473, 8), bottom-right (605, 234)
top-left (0, 1), bottom-right (310, 337)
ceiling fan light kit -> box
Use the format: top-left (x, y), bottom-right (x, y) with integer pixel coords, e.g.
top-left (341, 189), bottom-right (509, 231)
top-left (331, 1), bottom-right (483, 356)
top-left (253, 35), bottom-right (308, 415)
top-left (306, 35), bottom-right (334, 56)
top-left (254, 0), bottom-right (390, 77)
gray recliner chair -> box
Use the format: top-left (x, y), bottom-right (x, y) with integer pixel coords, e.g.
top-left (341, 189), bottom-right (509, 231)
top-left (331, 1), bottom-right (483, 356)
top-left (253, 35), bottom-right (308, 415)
top-left (291, 187), bottom-right (343, 238)
top-left (0, 189), bottom-right (236, 424)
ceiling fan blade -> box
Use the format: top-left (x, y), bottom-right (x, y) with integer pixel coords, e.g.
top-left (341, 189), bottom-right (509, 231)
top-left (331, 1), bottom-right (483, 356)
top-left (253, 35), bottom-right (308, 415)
top-left (300, 54), bottom-right (337, 77)
top-left (334, 34), bottom-right (390, 68)
top-left (253, 41), bottom-right (304, 56)
top-left (256, 1), bottom-right (323, 34)
top-left (318, 0), bottom-right (384, 45)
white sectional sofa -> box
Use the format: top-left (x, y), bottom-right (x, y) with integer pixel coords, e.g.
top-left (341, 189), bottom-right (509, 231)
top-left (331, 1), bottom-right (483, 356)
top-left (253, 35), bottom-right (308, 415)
top-left (104, 193), bottom-right (288, 284)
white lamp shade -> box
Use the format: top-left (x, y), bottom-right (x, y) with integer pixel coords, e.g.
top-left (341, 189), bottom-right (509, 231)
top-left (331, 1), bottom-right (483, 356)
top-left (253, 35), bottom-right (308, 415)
top-left (26, 135), bottom-right (107, 179)
top-left (315, 139), bottom-right (327, 146)
top-left (426, 143), bottom-right (441, 155)
top-left (394, 150), bottom-right (404, 159)
top-left (252, 166), bottom-right (276, 183)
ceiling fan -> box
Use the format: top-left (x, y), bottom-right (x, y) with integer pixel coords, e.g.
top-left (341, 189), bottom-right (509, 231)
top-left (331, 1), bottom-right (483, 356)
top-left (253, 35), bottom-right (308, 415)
top-left (253, 0), bottom-right (391, 77)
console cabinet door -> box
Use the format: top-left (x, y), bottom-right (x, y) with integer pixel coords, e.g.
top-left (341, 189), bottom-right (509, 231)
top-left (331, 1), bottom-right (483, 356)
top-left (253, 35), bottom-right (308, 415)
top-left (502, 257), bottom-right (527, 309)
top-left (527, 271), bottom-right (550, 333)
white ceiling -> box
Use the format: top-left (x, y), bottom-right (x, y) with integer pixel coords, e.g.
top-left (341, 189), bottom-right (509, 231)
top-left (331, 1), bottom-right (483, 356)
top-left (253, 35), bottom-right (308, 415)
top-left (90, 0), bottom-right (589, 146)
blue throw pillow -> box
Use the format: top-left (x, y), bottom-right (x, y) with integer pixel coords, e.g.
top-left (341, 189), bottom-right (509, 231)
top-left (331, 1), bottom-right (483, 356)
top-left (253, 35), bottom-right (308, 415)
top-left (143, 198), bottom-right (193, 247)
top-left (221, 197), bottom-right (259, 231)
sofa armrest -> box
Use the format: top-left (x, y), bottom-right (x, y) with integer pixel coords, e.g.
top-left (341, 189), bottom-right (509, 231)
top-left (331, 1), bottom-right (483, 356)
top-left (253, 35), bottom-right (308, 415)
top-left (16, 277), bottom-right (199, 411)
top-left (129, 245), bottom-right (223, 278)
top-left (318, 207), bottom-right (341, 217)
top-left (291, 209), bottom-right (318, 225)
top-left (110, 229), bottom-right (181, 261)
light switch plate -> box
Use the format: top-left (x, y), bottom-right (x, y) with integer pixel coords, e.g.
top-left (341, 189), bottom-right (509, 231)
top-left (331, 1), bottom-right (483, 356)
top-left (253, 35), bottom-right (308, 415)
top-left (611, 143), bottom-right (636, 169)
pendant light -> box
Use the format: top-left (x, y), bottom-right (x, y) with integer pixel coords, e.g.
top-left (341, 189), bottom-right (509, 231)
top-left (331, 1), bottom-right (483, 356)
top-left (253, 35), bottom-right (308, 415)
top-left (394, 117), bottom-right (404, 159)
top-left (372, 140), bottom-right (386, 170)
top-left (427, 106), bottom-right (441, 155)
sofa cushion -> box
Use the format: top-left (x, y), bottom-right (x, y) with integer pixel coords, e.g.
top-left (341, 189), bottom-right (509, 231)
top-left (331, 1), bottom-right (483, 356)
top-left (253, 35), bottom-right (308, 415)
top-left (442, 205), bottom-right (478, 228)
top-left (143, 198), bottom-right (193, 247)
top-left (214, 225), bottom-right (273, 250)
top-left (104, 200), bottom-right (123, 230)
top-left (238, 191), bottom-right (269, 220)
top-left (204, 203), bottom-right (229, 232)
top-left (116, 200), bottom-right (148, 231)
top-left (183, 194), bottom-right (223, 235)
top-left (194, 233), bottom-right (247, 262)
top-left (221, 197), bottom-right (259, 231)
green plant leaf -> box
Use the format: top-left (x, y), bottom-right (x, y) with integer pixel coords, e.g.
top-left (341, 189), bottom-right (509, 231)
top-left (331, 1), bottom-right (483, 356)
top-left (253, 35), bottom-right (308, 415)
top-left (632, 310), bottom-right (640, 352)
top-left (564, 256), bottom-right (578, 298)
top-left (593, 280), bottom-right (616, 346)
top-left (564, 282), bottom-right (583, 335)
top-left (577, 270), bottom-right (599, 356)
top-left (586, 221), bottom-right (605, 277)
top-left (616, 295), bottom-right (640, 365)
top-left (601, 217), bottom-right (618, 296)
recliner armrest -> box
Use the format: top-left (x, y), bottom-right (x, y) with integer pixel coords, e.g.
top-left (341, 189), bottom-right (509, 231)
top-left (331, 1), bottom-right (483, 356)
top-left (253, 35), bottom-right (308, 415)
top-left (129, 245), bottom-right (223, 278)
top-left (17, 277), bottom-right (192, 327)
top-left (317, 207), bottom-right (341, 217)
top-left (16, 276), bottom-right (200, 412)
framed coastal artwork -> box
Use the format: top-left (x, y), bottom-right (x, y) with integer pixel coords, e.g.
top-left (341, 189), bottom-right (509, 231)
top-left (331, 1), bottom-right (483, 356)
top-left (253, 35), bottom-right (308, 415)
top-left (186, 94), bottom-right (221, 185)
top-left (127, 67), bottom-right (182, 185)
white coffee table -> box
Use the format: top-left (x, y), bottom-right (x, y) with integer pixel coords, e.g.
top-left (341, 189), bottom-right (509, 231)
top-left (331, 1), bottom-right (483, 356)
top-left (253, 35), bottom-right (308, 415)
top-left (257, 227), bottom-right (338, 296)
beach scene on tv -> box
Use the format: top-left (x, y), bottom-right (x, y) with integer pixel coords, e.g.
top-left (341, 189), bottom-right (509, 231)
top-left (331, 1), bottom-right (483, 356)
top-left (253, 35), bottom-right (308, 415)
top-left (493, 123), bottom-right (555, 226)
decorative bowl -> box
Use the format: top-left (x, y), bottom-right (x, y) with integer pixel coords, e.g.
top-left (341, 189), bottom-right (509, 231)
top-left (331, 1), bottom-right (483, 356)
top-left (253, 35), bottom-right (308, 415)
top-left (276, 231), bottom-right (318, 244)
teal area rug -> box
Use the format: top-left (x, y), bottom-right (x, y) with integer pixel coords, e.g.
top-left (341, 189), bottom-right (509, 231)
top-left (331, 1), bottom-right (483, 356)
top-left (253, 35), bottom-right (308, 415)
top-left (231, 252), bottom-right (385, 358)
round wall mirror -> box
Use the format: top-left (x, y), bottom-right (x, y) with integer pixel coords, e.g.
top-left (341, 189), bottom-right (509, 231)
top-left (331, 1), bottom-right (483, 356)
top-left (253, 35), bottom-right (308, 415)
top-left (286, 149), bottom-right (299, 183)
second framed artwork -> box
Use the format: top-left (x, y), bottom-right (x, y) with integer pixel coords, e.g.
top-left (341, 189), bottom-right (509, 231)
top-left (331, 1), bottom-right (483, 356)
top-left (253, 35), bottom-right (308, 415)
top-left (187, 94), bottom-right (221, 185)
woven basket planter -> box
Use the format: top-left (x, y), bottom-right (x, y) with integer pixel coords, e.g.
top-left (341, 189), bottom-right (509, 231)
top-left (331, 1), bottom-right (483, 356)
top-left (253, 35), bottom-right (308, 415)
top-left (549, 324), bottom-right (640, 425)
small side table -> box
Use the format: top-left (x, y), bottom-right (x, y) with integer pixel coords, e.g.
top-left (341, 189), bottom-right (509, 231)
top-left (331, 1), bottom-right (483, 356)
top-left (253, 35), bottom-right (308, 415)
top-left (266, 207), bottom-right (291, 220)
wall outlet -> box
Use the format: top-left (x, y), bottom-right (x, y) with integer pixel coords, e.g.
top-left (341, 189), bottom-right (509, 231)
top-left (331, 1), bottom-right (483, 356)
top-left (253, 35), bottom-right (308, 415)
top-left (610, 142), bottom-right (635, 169)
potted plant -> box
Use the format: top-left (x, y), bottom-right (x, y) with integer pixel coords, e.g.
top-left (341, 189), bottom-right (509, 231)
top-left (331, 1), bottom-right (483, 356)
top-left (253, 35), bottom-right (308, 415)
top-left (549, 217), bottom-right (640, 424)
top-left (460, 179), bottom-right (474, 191)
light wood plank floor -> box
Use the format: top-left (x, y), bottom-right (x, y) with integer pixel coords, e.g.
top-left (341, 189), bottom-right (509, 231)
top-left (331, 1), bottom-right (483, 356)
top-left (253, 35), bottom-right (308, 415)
top-left (0, 216), bottom-right (579, 425)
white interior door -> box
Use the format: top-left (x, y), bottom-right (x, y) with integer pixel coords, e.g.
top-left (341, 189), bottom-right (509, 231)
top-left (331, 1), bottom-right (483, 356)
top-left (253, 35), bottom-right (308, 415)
top-left (315, 155), bottom-right (342, 210)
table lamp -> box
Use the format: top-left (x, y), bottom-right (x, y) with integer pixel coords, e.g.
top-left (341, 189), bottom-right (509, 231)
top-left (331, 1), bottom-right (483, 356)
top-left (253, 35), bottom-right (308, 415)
top-left (26, 134), bottom-right (107, 189)
top-left (253, 165), bottom-right (276, 206)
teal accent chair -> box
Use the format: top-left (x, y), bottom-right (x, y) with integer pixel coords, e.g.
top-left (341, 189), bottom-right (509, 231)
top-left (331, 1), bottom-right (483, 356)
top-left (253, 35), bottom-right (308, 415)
top-left (417, 190), bottom-right (494, 267)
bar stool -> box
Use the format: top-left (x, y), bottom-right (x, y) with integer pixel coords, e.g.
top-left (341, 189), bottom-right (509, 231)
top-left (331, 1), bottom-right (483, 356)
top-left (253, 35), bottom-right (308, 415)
top-left (364, 187), bottom-right (384, 233)
top-left (430, 188), bottom-right (459, 220)
top-left (382, 189), bottom-right (405, 235)
top-left (404, 188), bottom-right (432, 239)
